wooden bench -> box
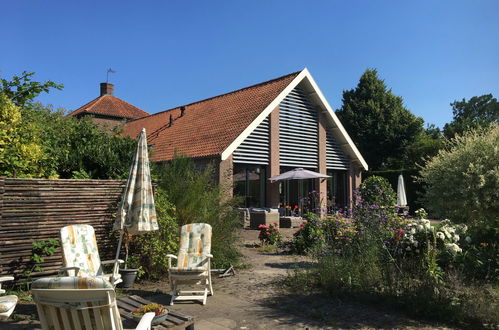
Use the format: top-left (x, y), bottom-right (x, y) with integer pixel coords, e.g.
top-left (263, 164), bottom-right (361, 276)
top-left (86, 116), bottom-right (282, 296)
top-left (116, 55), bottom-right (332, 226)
top-left (118, 295), bottom-right (195, 329)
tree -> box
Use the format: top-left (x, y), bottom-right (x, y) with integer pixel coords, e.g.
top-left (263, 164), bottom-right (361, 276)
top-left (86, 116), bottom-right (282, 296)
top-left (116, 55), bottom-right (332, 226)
top-left (405, 124), bottom-right (445, 167)
top-left (443, 94), bottom-right (499, 138)
top-left (0, 71), bottom-right (135, 179)
top-left (336, 69), bottom-right (424, 170)
top-left (0, 93), bottom-right (46, 177)
top-left (419, 125), bottom-right (499, 224)
top-left (1, 71), bottom-right (63, 108)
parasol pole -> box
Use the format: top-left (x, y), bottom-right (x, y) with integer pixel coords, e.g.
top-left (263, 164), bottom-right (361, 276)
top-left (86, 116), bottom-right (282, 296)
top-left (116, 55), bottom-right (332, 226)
top-left (112, 230), bottom-right (124, 281)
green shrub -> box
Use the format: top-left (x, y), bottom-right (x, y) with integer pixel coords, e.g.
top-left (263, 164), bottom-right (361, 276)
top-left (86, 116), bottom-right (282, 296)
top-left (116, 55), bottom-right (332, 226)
top-left (131, 188), bottom-right (178, 280)
top-left (358, 176), bottom-right (397, 209)
top-left (353, 176), bottom-right (401, 239)
top-left (455, 219), bottom-right (499, 283)
top-left (287, 213), bottom-right (324, 254)
top-left (419, 125), bottom-right (499, 224)
top-left (154, 155), bottom-right (241, 268)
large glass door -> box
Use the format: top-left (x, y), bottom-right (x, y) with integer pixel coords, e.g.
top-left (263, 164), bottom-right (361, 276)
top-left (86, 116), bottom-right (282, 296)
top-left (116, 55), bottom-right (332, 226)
top-left (279, 167), bottom-right (315, 215)
top-left (233, 165), bottom-right (266, 208)
top-left (327, 170), bottom-right (348, 212)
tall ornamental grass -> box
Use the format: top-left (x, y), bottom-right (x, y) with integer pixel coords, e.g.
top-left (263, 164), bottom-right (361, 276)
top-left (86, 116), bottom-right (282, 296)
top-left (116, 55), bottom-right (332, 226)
top-left (154, 155), bottom-right (241, 269)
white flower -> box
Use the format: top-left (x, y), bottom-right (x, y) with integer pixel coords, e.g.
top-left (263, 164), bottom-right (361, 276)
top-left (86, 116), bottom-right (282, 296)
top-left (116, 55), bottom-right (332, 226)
top-left (445, 243), bottom-right (462, 255)
top-left (465, 236), bottom-right (472, 243)
top-left (422, 220), bottom-right (432, 230)
top-left (453, 234), bottom-right (460, 242)
top-left (437, 232), bottom-right (445, 240)
top-left (413, 240), bottom-right (419, 247)
top-left (406, 246), bottom-right (412, 251)
top-left (444, 230), bottom-right (452, 239)
top-left (460, 224), bottom-right (468, 233)
top-left (417, 224), bottom-right (424, 232)
top-left (410, 228), bottom-right (416, 234)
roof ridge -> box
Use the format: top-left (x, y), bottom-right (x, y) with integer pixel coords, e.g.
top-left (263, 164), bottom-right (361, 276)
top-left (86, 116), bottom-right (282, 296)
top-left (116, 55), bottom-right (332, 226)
top-left (84, 95), bottom-right (105, 112)
top-left (66, 95), bottom-right (102, 116)
top-left (127, 69), bottom-right (303, 123)
top-left (67, 94), bottom-right (149, 118)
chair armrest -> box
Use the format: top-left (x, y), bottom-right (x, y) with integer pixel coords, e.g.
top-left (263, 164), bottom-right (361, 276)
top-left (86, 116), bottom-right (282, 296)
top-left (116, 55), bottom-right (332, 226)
top-left (101, 259), bottom-right (124, 265)
top-left (166, 254), bottom-right (177, 269)
top-left (58, 266), bottom-right (80, 275)
top-left (203, 253), bottom-right (213, 258)
top-left (135, 312), bottom-right (155, 330)
top-left (0, 276), bottom-right (14, 282)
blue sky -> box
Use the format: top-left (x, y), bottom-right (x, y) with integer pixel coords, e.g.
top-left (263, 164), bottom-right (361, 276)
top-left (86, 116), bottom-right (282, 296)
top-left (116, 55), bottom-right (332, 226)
top-left (2, 0), bottom-right (498, 128)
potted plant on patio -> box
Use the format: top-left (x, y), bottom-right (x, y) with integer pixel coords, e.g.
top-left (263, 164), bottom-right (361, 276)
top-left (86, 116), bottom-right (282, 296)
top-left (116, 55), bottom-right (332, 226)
top-left (119, 231), bottom-right (140, 288)
top-left (132, 303), bottom-right (168, 325)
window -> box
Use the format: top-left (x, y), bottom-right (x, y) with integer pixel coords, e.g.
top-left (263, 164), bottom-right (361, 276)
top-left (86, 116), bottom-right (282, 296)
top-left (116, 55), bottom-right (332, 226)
top-left (233, 165), bottom-right (267, 207)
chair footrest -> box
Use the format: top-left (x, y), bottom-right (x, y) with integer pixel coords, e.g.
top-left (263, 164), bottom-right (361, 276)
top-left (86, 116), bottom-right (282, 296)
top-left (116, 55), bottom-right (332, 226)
top-left (172, 295), bottom-right (207, 301)
top-left (170, 274), bottom-right (208, 280)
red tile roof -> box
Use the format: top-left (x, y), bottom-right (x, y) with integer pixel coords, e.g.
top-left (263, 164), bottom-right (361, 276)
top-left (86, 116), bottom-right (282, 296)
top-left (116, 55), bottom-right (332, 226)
top-left (67, 95), bottom-right (149, 119)
top-left (123, 71), bottom-right (301, 161)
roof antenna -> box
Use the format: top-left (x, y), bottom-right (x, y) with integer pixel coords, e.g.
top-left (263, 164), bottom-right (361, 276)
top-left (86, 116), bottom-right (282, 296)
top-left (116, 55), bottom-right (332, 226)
top-left (106, 68), bottom-right (116, 83)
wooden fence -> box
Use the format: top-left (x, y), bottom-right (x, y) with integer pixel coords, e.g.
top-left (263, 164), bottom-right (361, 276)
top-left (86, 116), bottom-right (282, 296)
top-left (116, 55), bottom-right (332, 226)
top-left (0, 177), bottom-right (126, 281)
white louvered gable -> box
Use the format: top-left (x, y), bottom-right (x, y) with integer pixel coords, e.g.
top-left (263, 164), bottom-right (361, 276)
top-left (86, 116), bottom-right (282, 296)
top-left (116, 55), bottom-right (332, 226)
top-left (326, 130), bottom-right (350, 170)
top-left (279, 87), bottom-right (318, 168)
top-left (233, 117), bottom-right (269, 165)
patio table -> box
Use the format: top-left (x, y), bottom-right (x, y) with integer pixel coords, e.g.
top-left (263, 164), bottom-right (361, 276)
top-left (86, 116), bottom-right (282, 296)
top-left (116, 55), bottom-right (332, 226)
top-left (117, 295), bottom-right (195, 329)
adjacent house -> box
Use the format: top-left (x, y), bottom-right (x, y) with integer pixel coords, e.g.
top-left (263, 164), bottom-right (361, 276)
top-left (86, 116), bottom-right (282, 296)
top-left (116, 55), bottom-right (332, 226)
top-left (70, 69), bottom-right (368, 211)
top-left (67, 82), bottom-right (150, 131)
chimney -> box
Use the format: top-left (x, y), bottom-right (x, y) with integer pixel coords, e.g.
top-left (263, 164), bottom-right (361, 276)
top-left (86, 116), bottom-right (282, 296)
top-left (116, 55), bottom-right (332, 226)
top-left (180, 106), bottom-right (185, 117)
top-left (169, 113), bottom-right (173, 126)
top-left (100, 82), bottom-right (114, 96)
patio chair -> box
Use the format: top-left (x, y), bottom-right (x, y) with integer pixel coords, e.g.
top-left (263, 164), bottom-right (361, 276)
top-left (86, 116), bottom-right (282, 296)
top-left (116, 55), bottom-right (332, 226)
top-left (60, 225), bottom-right (124, 286)
top-left (167, 223), bottom-right (213, 305)
top-left (32, 276), bottom-right (154, 330)
top-left (0, 276), bottom-right (17, 320)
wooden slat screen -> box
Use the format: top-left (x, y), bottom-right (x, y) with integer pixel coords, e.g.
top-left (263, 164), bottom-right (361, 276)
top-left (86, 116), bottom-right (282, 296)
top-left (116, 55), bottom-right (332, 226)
top-left (0, 177), bottom-right (126, 281)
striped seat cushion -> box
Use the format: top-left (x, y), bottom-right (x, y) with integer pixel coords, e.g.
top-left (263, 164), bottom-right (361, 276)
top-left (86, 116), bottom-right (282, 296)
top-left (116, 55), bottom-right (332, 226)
top-left (32, 277), bottom-right (113, 290)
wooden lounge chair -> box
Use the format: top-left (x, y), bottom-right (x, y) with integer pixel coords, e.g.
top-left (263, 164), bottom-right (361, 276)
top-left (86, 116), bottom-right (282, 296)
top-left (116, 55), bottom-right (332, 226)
top-left (0, 276), bottom-right (17, 320)
top-left (60, 225), bottom-right (124, 286)
top-left (32, 276), bottom-right (154, 330)
top-left (167, 223), bottom-right (213, 305)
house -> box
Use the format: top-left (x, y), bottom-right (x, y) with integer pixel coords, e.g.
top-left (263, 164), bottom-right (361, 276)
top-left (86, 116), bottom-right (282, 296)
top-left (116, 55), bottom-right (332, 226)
top-left (67, 82), bottom-right (149, 131)
top-left (122, 69), bottom-right (368, 210)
